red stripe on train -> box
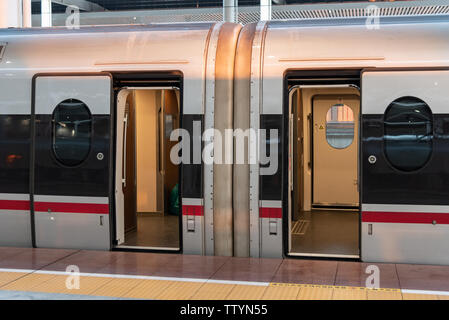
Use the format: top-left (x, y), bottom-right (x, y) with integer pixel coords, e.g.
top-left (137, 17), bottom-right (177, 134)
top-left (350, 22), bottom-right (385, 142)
top-left (362, 211), bottom-right (449, 224)
top-left (259, 207), bottom-right (282, 219)
top-left (182, 205), bottom-right (204, 216)
top-left (0, 200), bottom-right (30, 211)
top-left (34, 202), bottom-right (109, 214)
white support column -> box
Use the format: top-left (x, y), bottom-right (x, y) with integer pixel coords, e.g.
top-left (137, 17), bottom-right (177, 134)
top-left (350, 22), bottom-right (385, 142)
top-left (260, 0), bottom-right (272, 21)
top-left (41, 0), bottom-right (52, 27)
top-left (0, 0), bottom-right (22, 28)
top-left (22, 0), bottom-right (32, 27)
top-left (223, 0), bottom-right (238, 23)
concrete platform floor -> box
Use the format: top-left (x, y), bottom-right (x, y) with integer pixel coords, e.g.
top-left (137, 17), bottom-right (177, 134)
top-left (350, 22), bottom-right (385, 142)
top-left (1, 247), bottom-right (449, 300)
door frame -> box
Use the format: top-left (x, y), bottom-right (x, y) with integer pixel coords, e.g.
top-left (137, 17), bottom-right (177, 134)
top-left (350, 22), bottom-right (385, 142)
top-left (111, 78), bottom-right (184, 253)
top-left (282, 70), bottom-right (362, 259)
top-left (30, 72), bottom-right (114, 249)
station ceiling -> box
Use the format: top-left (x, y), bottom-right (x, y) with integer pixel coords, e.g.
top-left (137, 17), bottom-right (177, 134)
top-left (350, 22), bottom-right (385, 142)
top-left (81, 0), bottom-right (361, 10)
top-left (32, 0), bottom-right (372, 13)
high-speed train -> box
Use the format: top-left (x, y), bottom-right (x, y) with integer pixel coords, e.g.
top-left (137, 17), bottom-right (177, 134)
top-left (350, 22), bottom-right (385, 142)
top-left (1, 14), bottom-right (449, 265)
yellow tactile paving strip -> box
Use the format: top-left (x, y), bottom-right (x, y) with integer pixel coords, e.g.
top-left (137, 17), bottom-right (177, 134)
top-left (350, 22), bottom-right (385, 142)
top-left (297, 285), bottom-right (334, 300)
top-left (157, 281), bottom-right (204, 300)
top-left (122, 280), bottom-right (174, 299)
top-left (32, 275), bottom-right (113, 296)
top-left (367, 289), bottom-right (402, 300)
top-left (0, 272), bottom-right (27, 287)
top-left (0, 271), bottom-right (448, 300)
top-left (263, 285), bottom-right (300, 300)
top-left (91, 278), bottom-right (143, 297)
top-left (402, 293), bottom-right (439, 300)
top-left (226, 285), bottom-right (267, 300)
top-left (191, 283), bottom-right (235, 300)
top-left (332, 286), bottom-right (368, 300)
top-left (2, 273), bottom-right (58, 292)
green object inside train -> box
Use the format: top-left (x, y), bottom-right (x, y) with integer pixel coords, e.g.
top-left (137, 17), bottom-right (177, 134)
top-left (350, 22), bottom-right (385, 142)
top-left (169, 183), bottom-right (179, 215)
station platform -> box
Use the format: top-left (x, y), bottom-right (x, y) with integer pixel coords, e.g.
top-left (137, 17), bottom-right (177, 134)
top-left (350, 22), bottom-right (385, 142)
top-left (0, 247), bottom-right (449, 300)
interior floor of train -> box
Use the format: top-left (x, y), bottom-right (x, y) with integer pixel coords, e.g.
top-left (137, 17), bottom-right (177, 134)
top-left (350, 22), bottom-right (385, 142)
top-left (122, 214), bottom-right (179, 249)
top-left (0, 247), bottom-right (449, 300)
top-left (291, 210), bottom-right (359, 256)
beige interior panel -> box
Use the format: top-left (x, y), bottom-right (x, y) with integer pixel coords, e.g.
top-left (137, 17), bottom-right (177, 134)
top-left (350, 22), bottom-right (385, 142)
top-left (135, 90), bottom-right (161, 213)
top-left (135, 89), bottom-right (179, 215)
top-left (312, 94), bottom-right (359, 206)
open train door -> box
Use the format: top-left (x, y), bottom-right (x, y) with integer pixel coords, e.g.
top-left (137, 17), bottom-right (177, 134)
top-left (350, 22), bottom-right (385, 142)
top-left (361, 69), bottom-right (449, 264)
top-left (31, 73), bottom-right (113, 250)
top-left (114, 86), bottom-right (182, 250)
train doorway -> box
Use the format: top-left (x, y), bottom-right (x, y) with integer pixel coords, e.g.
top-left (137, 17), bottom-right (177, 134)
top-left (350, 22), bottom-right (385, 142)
top-left (287, 79), bottom-right (360, 258)
top-left (115, 87), bottom-right (181, 251)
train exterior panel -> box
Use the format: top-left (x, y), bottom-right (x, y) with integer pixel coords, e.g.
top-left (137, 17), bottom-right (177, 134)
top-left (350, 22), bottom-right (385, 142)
top-left (247, 16), bottom-right (449, 264)
top-left (1, 15), bottom-right (449, 265)
top-left (0, 22), bottom-right (240, 255)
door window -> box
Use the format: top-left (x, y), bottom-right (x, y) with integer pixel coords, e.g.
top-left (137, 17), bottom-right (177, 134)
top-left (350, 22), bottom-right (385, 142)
top-left (384, 96), bottom-right (433, 172)
top-left (52, 99), bottom-right (92, 166)
top-left (326, 104), bottom-right (355, 149)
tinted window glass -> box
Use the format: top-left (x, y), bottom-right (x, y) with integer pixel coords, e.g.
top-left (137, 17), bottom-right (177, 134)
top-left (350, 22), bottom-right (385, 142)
top-left (384, 96), bottom-right (433, 172)
top-left (53, 99), bottom-right (92, 166)
top-left (326, 104), bottom-right (354, 149)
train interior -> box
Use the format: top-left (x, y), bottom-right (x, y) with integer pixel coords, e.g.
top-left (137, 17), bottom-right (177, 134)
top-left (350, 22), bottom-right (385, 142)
top-left (115, 87), bottom-right (181, 250)
top-left (288, 73), bottom-right (361, 258)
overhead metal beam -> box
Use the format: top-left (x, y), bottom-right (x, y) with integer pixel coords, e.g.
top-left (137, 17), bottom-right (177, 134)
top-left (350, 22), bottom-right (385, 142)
top-left (223, 0), bottom-right (238, 22)
top-left (260, 0), bottom-right (271, 21)
top-left (32, 0), bottom-right (105, 12)
top-left (41, 0), bottom-right (52, 27)
top-left (23, 0), bottom-right (32, 27)
top-left (0, 1), bottom-right (21, 28)
top-left (0, 0), bottom-right (32, 28)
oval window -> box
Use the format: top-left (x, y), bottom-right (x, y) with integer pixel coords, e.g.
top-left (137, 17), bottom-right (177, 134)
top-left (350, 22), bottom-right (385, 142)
top-left (52, 99), bottom-right (92, 166)
top-left (326, 104), bottom-right (355, 149)
top-left (384, 96), bottom-right (433, 172)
